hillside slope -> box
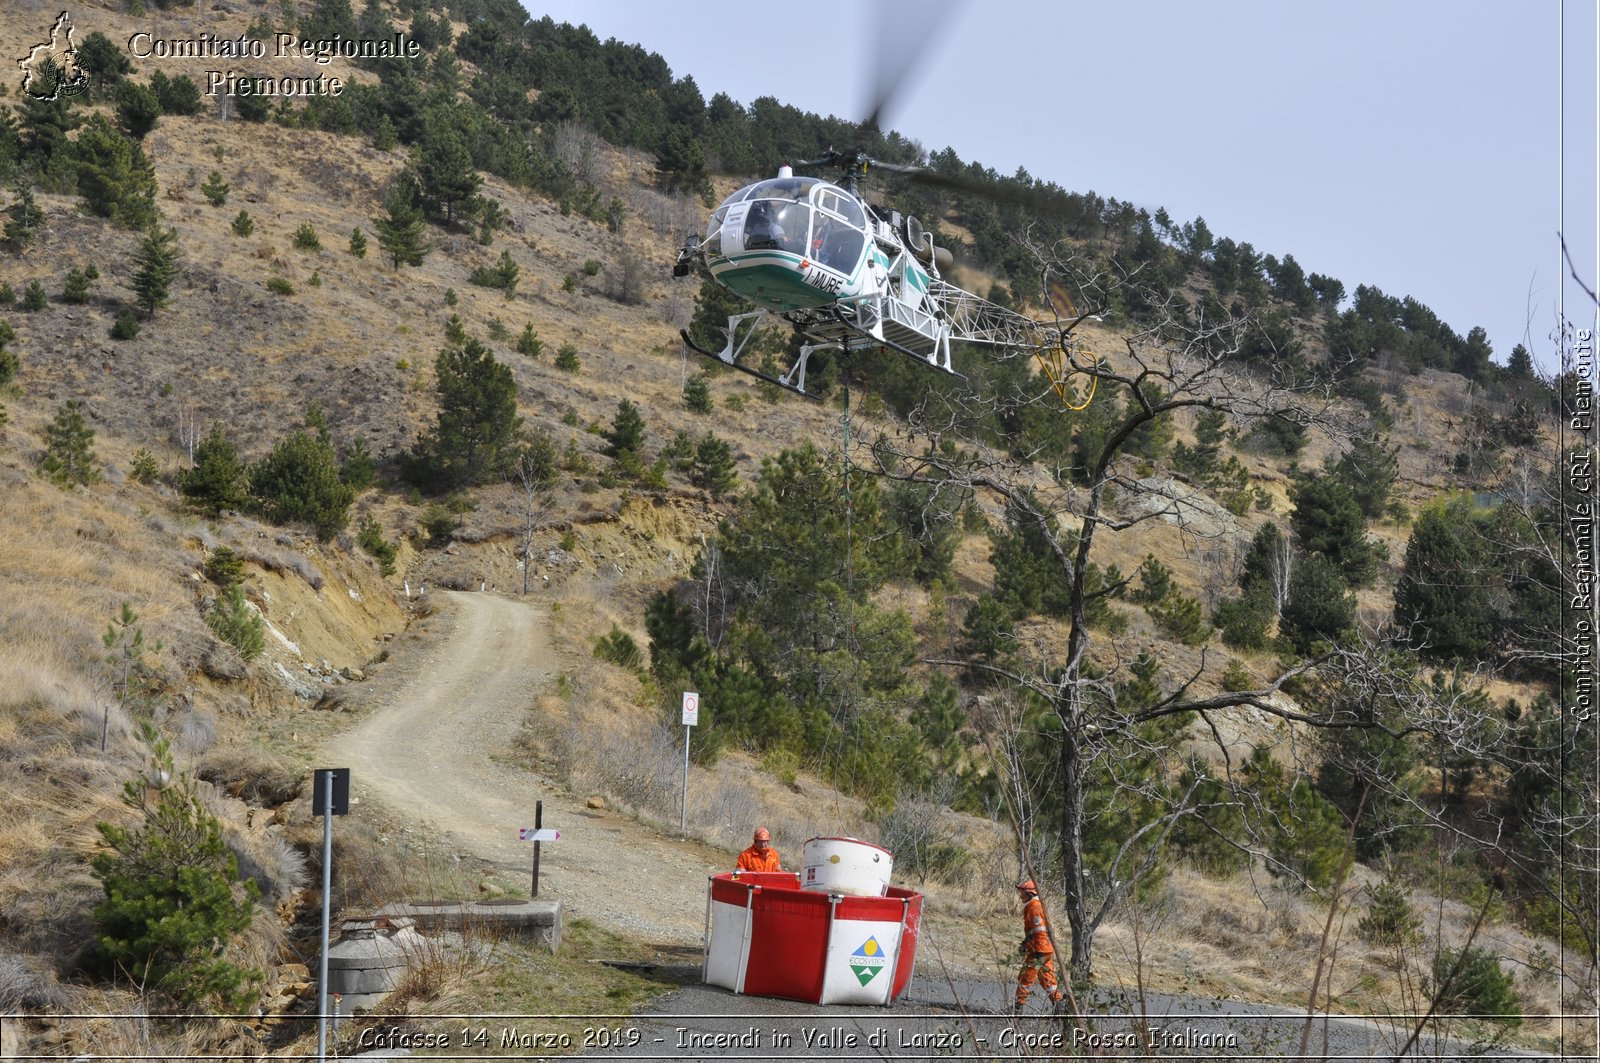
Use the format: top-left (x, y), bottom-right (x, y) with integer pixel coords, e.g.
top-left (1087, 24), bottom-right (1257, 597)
top-left (0, 2), bottom-right (1581, 1057)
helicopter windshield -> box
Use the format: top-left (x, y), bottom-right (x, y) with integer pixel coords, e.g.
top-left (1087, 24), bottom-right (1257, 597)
top-left (706, 176), bottom-right (870, 272)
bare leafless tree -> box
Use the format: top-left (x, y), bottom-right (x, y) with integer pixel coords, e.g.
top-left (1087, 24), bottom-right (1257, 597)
top-left (513, 447), bottom-right (552, 596)
top-left (172, 396), bottom-right (200, 467)
top-left (864, 244), bottom-right (1413, 975)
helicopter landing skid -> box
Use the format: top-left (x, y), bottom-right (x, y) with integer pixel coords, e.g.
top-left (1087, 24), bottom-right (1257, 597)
top-left (679, 329), bottom-right (819, 401)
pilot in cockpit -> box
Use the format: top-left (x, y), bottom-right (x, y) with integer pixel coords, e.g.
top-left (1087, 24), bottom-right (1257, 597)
top-left (744, 200), bottom-right (787, 251)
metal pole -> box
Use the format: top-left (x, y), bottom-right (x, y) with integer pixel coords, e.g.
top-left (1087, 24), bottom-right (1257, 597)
top-left (680, 724), bottom-right (690, 835)
top-left (532, 800), bottom-right (543, 898)
top-left (316, 771), bottom-right (333, 1062)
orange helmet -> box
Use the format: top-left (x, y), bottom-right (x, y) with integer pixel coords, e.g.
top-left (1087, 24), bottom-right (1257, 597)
top-left (1016, 879), bottom-right (1037, 893)
top-left (753, 827), bottom-right (771, 841)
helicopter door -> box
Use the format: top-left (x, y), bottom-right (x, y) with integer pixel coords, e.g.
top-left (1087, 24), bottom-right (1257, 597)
top-left (808, 190), bottom-right (868, 277)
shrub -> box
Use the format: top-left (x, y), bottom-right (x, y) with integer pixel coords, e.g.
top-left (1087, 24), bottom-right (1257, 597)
top-left (582, 258), bottom-right (602, 276)
top-left (292, 223), bottom-right (321, 250)
top-left (684, 373), bottom-right (712, 413)
top-left (1358, 879), bottom-right (1422, 946)
top-left (0, 321), bottom-right (18, 384)
top-left (130, 448), bottom-right (160, 484)
top-left (1220, 658), bottom-right (1254, 692)
top-left (182, 424), bottom-right (248, 515)
top-left (110, 308), bottom-right (141, 340)
top-left (91, 728), bottom-right (262, 1010)
top-left (419, 504), bottom-right (456, 545)
top-left (266, 276), bottom-right (294, 296)
top-left (516, 324), bottom-right (543, 357)
top-left (250, 429), bottom-right (354, 540)
top-left (593, 625), bottom-right (643, 670)
top-left (41, 400), bottom-right (99, 487)
top-left (1429, 946), bottom-right (1521, 1029)
top-left (203, 546), bottom-right (246, 590)
top-left (206, 585), bottom-right (264, 659)
top-left (356, 515), bottom-right (397, 576)
top-left (200, 170), bottom-right (229, 206)
top-left (62, 267), bottom-right (91, 304)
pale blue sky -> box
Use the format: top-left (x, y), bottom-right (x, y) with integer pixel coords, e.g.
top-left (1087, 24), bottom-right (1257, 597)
top-left (525, 1), bottom-right (1597, 375)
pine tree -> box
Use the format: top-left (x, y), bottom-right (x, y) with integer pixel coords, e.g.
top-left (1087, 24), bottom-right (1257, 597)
top-left (73, 114), bottom-right (158, 229)
top-left (1279, 553), bottom-right (1354, 654)
top-left (91, 727), bottom-right (261, 1010)
top-left (41, 399), bottom-right (99, 487)
top-left (182, 423), bottom-right (248, 516)
top-left (3, 185), bottom-right (44, 249)
top-left (1394, 502), bottom-right (1494, 661)
top-left (62, 266), bottom-right (91, 304)
top-left (230, 210), bottom-right (254, 237)
top-left (200, 170), bottom-right (229, 206)
top-left (130, 225), bottom-right (180, 319)
top-left (130, 448), bottom-right (160, 485)
top-left (250, 428), bottom-right (354, 541)
top-left (375, 194), bottom-right (428, 268)
top-left (409, 339), bottom-right (521, 490)
top-left (416, 127), bottom-right (481, 225)
top-left (1331, 435), bottom-right (1400, 520)
top-left (0, 320), bottom-right (19, 386)
top-left (684, 373), bottom-right (712, 413)
top-left (114, 80), bottom-right (161, 139)
top-left (604, 398), bottom-right (646, 458)
top-left (516, 324), bottom-right (543, 357)
top-left (494, 249), bottom-right (519, 296)
top-left (348, 226), bottom-right (367, 258)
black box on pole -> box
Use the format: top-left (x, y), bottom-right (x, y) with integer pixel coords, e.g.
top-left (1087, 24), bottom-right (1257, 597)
top-left (313, 768), bottom-right (350, 816)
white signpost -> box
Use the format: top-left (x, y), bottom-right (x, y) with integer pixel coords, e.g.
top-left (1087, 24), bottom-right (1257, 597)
top-left (517, 801), bottom-right (559, 896)
top-left (680, 691), bottom-right (699, 834)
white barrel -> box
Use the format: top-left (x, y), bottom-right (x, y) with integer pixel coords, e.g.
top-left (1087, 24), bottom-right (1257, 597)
top-left (800, 836), bottom-right (893, 897)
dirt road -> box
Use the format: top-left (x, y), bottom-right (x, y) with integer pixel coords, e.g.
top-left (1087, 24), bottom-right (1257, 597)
top-left (324, 590), bottom-right (726, 949)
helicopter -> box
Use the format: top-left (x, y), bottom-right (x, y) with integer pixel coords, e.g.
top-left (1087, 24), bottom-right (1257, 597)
top-left (672, 148), bottom-right (1099, 410)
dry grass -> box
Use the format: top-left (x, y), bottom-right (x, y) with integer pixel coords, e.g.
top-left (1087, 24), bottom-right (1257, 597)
top-left (0, 2), bottom-right (1570, 1046)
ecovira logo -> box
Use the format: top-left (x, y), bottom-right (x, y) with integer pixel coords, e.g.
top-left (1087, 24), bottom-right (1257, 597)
top-left (18, 11), bottom-right (90, 101)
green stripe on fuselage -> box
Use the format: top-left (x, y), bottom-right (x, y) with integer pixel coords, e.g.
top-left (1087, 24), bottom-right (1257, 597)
top-left (711, 255), bottom-right (839, 312)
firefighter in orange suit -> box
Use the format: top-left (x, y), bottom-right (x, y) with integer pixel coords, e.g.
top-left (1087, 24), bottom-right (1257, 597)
top-left (1014, 879), bottom-right (1063, 1009)
top-left (736, 827), bottom-right (781, 872)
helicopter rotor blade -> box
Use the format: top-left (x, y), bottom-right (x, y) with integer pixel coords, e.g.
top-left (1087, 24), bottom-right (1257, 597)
top-left (859, 0), bottom-right (964, 136)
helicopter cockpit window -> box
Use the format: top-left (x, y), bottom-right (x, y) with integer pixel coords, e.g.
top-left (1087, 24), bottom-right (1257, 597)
top-left (704, 205), bottom-right (727, 256)
top-left (808, 210), bottom-right (866, 274)
top-left (744, 199), bottom-right (808, 256)
top-left (743, 177), bottom-right (821, 202)
top-left (815, 189), bottom-right (867, 229)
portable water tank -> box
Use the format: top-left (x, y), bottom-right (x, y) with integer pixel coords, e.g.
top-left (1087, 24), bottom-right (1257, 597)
top-left (800, 836), bottom-right (894, 897)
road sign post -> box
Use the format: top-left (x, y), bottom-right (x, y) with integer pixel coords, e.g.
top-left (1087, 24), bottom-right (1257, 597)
top-left (313, 768), bottom-right (350, 1063)
top-left (680, 691), bottom-right (699, 835)
top-left (532, 801), bottom-right (541, 897)
top-left (517, 813), bottom-right (560, 896)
